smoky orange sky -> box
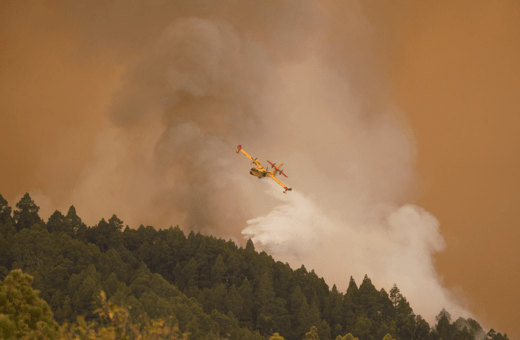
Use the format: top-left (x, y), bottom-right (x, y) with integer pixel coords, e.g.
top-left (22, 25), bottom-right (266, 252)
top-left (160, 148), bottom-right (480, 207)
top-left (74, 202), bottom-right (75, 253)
top-left (1, 0), bottom-right (519, 337)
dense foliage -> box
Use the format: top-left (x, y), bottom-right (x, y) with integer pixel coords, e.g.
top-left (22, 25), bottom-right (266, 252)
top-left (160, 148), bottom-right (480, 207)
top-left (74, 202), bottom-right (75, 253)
top-left (0, 193), bottom-right (509, 340)
top-left (0, 269), bottom-right (60, 339)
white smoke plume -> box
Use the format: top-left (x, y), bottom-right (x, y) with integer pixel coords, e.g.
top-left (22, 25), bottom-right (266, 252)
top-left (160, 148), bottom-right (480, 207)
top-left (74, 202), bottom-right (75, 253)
top-left (244, 182), bottom-right (471, 324)
top-left (62, 0), bottom-right (472, 325)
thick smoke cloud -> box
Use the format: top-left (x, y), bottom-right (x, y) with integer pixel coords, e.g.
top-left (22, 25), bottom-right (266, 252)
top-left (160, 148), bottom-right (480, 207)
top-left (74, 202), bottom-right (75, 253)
top-left (71, 18), bottom-right (269, 238)
top-left (53, 0), bottom-right (470, 324)
top-left (65, 0), bottom-right (324, 239)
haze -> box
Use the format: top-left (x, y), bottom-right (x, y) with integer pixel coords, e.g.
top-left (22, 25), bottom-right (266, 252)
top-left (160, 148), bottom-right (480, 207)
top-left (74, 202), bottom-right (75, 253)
top-left (1, 0), bottom-right (518, 336)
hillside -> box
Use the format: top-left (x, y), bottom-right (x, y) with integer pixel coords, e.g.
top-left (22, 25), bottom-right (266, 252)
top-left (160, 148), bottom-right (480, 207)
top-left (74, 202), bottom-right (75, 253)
top-left (0, 193), bottom-right (509, 340)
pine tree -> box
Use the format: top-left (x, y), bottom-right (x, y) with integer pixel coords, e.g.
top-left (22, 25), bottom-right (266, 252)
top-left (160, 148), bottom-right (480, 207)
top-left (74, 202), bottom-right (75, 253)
top-left (211, 254), bottom-right (227, 285)
top-left (298, 300), bottom-right (321, 337)
top-left (206, 283), bottom-right (227, 314)
top-left (0, 194), bottom-right (12, 227)
top-left (256, 271), bottom-right (276, 310)
top-left (344, 276), bottom-right (359, 331)
top-left (46, 211), bottom-right (63, 233)
top-left (98, 248), bottom-right (128, 282)
top-left (358, 275), bottom-right (381, 325)
top-left (390, 284), bottom-right (413, 317)
top-left (103, 272), bottom-right (121, 298)
top-left (71, 268), bottom-right (103, 318)
top-left (246, 238), bottom-right (255, 252)
top-left (395, 313), bottom-right (414, 340)
top-left (65, 206), bottom-right (85, 236)
top-left (327, 285), bottom-right (344, 326)
top-left (289, 285), bottom-right (307, 338)
top-left (353, 315), bottom-right (373, 340)
top-left (0, 234), bottom-right (11, 278)
top-left (225, 252), bottom-right (246, 287)
top-left (389, 284), bottom-right (400, 309)
top-left (382, 334), bottom-right (396, 340)
top-left (435, 310), bottom-right (452, 340)
top-left (305, 325), bottom-right (320, 340)
top-left (61, 295), bottom-right (73, 322)
top-left (13, 193), bottom-right (42, 232)
top-left (318, 319), bottom-right (332, 340)
top-left (226, 284), bottom-right (244, 318)
top-left (238, 277), bottom-right (255, 328)
top-left (414, 315), bottom-right (430, 340)
top-left (466, 318), bottom-right (486, 339)
top-left (10, 224), bottom-right (57, 280)
top-left (181, 257), bottom-right (199, 291)
top-left (379, 288), bottom-right (395, 324)
top-left (0, 269), bottom-right (61, 339)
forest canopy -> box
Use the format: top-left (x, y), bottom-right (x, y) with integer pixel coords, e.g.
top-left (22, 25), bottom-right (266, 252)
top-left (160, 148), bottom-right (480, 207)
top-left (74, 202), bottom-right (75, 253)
top-left (0, 193), bottom-right (509, 340)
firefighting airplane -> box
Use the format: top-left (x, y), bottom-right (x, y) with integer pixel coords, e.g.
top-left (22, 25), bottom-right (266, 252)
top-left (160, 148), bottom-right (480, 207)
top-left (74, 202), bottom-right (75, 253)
top-left (236, 145), bottom-right (293, 193)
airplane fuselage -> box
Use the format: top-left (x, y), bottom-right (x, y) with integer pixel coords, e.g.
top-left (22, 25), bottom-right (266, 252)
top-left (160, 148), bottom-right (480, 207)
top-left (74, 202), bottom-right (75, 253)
top-left (250, 167), bottom-right (269, 178)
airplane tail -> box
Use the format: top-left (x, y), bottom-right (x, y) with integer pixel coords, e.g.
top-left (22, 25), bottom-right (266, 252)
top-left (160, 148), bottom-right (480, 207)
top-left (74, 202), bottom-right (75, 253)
top-left (274, 162), bottom-right (284, 177)
top-left (267, 161), bottom-right (286, 177)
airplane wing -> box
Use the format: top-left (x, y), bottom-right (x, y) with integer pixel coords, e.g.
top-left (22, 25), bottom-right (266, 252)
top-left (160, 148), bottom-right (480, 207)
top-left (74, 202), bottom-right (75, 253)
top-left (236, 145), bottom-right (264, 168)
top-left (267, 173), bottom-right (292, 194)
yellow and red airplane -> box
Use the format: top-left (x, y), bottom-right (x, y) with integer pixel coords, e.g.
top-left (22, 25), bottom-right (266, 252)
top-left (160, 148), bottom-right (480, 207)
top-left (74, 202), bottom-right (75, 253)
top-left (236, 145), bottom-right (292, 193)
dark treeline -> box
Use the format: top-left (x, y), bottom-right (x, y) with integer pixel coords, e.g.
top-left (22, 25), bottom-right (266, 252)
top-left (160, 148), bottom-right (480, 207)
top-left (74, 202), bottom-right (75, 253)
top-left (0, 193), bottom-right (510, 340)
